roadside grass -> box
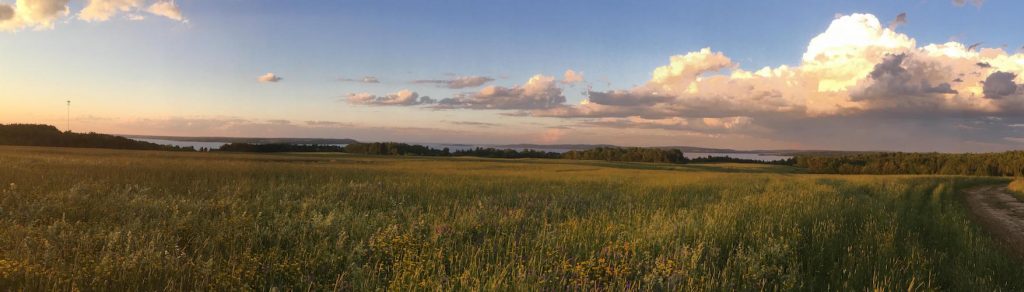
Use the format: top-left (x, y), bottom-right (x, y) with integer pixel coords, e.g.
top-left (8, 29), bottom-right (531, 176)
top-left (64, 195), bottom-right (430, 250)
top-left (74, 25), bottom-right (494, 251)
top-left (0, 146), bottom-right (1020, 290)
top-left (1009, 177), bottom-right (1024, 199)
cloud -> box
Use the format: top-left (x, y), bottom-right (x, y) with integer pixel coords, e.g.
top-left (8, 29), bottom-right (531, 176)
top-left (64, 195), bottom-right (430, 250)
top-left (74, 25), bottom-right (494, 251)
top-left (305, 120), bottom-right (351, 127)
top-left (257, 73), bottom-right (283, 83)
top-left (1, 0), bottom-right (184, 32)
top-left (0, 0), bottom-right (71, 31)
top-left (436, 75), bottom-right (566, 110)
top-left (145, 0), bottom-right (183, 22)
top-left (848, 53), bottom-right (959, 111)
top-left (983, 72), bottom-right (1019, 99)
top-left (0, 4), bottom-right (15, 21)
top-left (339, 76), bottom-right (380, 83)
top-left (953, 0), bottom-right (984, 7)
top-left (413, 76), bottom-right (494, 89)
top-left (446, 120), bottom-right (499, 127)
top-left (888, 12), bottom-right (906, 30)
top-left (347, 89), bottom-right (435, 106)
top-left (562, 69), bottom-right (584, 84)
top-left (585, 90), bottom-right (674, 106)
top-left (361, 76), bottom-right (379, 83)
top-left (492, 13), bottom-right (1024, 150)
top-left (79, 0), bottom-right (142, 22)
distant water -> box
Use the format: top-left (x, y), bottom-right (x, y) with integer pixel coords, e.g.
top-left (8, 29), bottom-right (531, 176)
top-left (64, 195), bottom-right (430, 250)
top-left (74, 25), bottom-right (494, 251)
top-left (133, 138), bottom-right (227, 150)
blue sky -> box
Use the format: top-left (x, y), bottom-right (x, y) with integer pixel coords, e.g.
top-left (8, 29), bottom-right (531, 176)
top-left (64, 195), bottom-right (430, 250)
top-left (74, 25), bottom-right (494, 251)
top-left (3, 0), bottom-right (1024, 151)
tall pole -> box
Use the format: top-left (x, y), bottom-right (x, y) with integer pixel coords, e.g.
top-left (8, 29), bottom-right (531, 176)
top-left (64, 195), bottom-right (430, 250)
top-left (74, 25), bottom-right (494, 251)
top-left (66, 100), bottom-right (70, 132)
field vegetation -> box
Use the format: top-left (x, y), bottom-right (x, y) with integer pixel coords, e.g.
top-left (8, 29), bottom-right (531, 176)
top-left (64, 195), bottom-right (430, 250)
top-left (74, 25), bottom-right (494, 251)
top-left (0, 146), bottom-right (1022, 290)
top-left (1009, 177), bottom-right (1024, 199)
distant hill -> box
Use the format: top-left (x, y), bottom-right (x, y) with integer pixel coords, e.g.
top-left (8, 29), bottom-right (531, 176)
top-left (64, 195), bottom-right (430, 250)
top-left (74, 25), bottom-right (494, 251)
top-left (0, 124), bottom-right (192, 151)
top-left (124, 135), bottom-right (359, 145)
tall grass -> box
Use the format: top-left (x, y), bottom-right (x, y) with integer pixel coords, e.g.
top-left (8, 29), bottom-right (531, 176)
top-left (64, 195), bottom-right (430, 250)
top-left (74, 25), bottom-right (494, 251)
top-left (0, 146), bottom-right (1020, 290)
top-left (1009, 177), bottom-right (1024, 199)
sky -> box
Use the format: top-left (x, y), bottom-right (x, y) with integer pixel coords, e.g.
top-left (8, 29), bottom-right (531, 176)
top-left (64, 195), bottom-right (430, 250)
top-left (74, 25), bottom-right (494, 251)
top-left (2, 0), bottom-right (1024, 152)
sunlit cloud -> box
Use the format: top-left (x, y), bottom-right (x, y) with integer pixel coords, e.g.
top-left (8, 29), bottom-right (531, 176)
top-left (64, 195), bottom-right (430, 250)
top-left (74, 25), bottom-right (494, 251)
top-left (347, 89), bottom-right (435, 106)
top-left (1, 0), bottom-right (185, 32)
top-left (562, 69), bottom-right (584, 85)
top-left (435, 75), bottom-right (566, 110)
top-left (257, 72), bottom-right (283, 83)
top-left (145, 0), bottom-right (183, 22)
top-left (341, 12), bottom-right (1024, 151)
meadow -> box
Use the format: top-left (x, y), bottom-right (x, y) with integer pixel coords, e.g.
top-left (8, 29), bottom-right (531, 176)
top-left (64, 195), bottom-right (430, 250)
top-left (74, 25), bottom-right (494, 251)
top-left (0, 146), bottom-right (1022, 290)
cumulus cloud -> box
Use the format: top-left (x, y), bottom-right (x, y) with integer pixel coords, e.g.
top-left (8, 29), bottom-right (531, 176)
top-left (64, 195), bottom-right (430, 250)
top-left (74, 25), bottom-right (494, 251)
top-left (0, 0), bottom-right (71, 31)
top-left (413, 76), bottom-right (494, 89)
top-left (562, 69), bottom-right (584, 84)
top-left (347, 89), bottom-right (435, 106)
top-left (0, 4), bottom-right (15, 21)
top-left (436, 75), bottom-right (565, 110)
top-left (496, 13), bottom-right (1024, 150)
top-left (257, 73), bottom-right (283, 83)
top-left (146, 0), bottom-right (183, 22)
top-left (983, 72), bottom-right (1019, 99)
top-left (1, 0), bottom-right (184, 32)
top-left (849, 53), bottom-right (959, 111)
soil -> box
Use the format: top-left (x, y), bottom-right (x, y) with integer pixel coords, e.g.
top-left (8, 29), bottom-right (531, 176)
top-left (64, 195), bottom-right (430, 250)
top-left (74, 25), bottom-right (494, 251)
top-left (963, 185), bottom-right (1024, 258)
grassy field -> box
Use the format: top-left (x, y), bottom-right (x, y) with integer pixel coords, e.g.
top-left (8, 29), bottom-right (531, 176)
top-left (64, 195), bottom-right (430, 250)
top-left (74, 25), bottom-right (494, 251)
top-left (0, 146), bottom-right (1021, 290)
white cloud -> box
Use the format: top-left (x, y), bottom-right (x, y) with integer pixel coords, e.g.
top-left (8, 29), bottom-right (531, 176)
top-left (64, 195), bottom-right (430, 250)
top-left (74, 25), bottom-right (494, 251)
top-left (257, 73), bottom-right (283, 83)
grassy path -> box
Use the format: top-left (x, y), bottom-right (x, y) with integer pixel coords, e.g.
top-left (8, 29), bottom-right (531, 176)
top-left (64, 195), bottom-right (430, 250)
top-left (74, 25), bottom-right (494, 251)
top-left (964, 185), bottom-right (1024, 258)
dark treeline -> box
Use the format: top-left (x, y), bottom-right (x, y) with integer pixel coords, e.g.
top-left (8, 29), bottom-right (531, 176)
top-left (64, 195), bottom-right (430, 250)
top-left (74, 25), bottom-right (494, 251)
top-left (342, 143), bottom-right (562, 159)
top-left (0, 124), bottom-right (191, 151)
top-left (794, 152), bottom-right (1024, 176)
top-left (453, 147), bottom-right (561, 159)
top-left (562, 147), bottom-right (687, 164)
top-left (690, 155), bottom-right (796, 165)
top-left (344, 142), bottom-right (450, 156)
top-left (218, 143), bottom-right (344, 153)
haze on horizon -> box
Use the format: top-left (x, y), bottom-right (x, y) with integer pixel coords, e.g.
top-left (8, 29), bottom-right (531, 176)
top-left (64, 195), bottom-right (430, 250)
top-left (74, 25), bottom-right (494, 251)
top-left (3, 0), bottom-right (1024, 152)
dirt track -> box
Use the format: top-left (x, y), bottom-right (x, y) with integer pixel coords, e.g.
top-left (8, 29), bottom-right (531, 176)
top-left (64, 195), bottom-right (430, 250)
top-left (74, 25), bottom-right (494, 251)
top-left (963, 186), bottom-right (1024, 258)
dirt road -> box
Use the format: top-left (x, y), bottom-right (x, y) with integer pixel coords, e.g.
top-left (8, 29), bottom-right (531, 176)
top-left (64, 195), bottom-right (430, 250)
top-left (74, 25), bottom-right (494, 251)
top-left (963, 185), bottom-right (1024, 258)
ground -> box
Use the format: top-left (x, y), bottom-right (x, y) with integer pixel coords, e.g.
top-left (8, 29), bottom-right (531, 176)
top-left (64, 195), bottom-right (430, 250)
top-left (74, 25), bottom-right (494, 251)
top-left (0, 146), bottom-right (1022, 290)
top-left (964, 186), bottom-right (1024, 258)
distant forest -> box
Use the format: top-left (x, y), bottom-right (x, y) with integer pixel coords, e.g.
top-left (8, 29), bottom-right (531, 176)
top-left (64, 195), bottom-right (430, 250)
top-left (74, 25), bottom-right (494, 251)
top-left (794, 152), bottom-right (1024, 176)
top-left (0, 124), bottom-right (192, 151)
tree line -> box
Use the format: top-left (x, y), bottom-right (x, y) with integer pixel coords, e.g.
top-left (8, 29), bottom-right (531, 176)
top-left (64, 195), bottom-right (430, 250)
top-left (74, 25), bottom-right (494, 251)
top-left (561, 147), bottom-right (687, 164)
top-left (219, 143), bottom-right (345, 153)
top-left (0, 124), bottom-right (192, 151)
top-left (793, 152), bottom-right (1024, 176)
